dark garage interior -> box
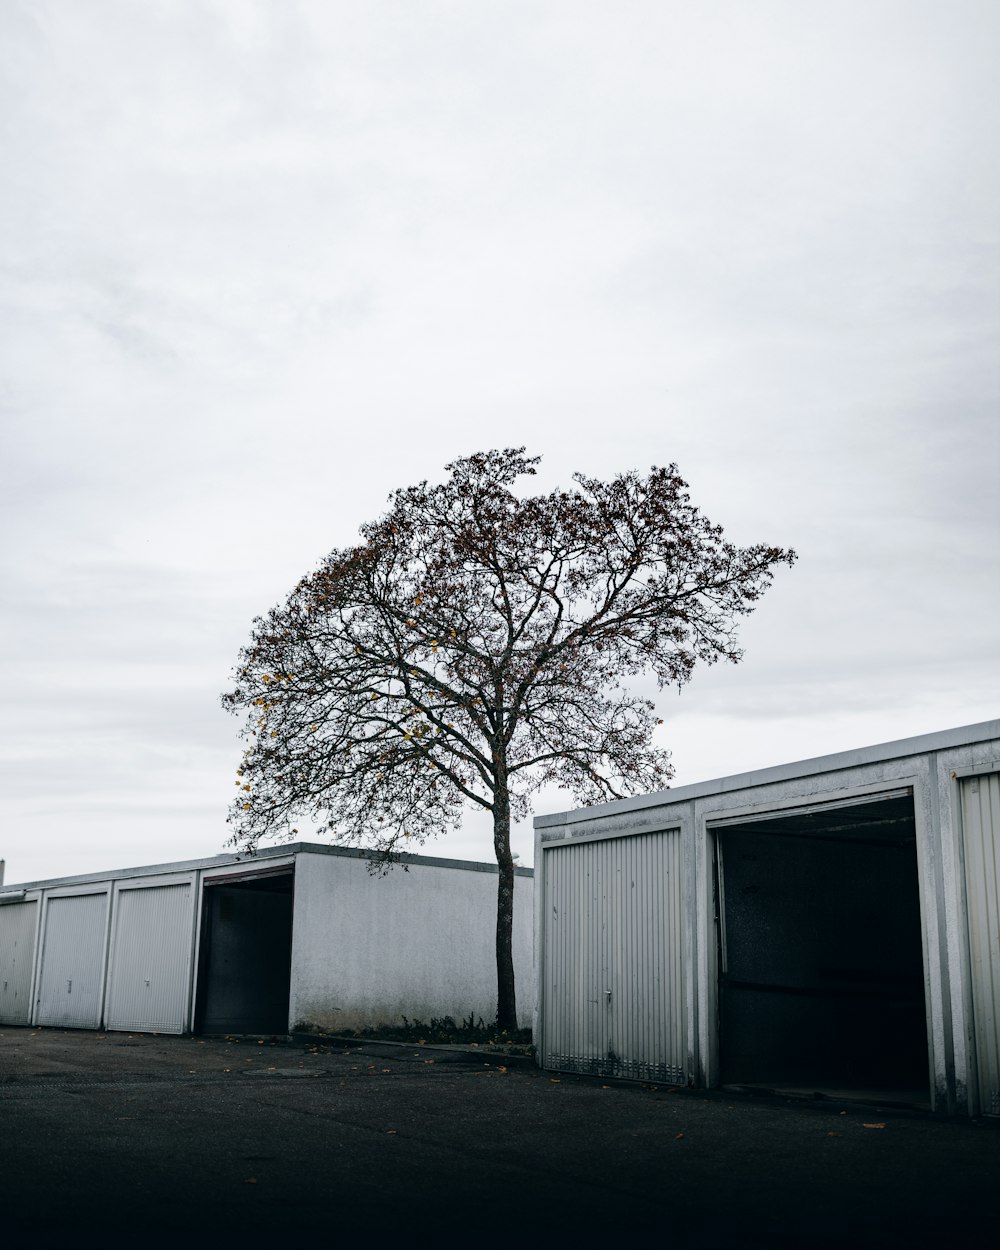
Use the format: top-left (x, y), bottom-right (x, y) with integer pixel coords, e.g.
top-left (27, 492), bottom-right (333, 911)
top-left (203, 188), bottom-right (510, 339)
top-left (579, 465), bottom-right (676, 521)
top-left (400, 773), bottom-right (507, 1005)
top-left (195, 869), bottom-right (294, 1035)
top-left (716, 792), bottom-right (929, 1105)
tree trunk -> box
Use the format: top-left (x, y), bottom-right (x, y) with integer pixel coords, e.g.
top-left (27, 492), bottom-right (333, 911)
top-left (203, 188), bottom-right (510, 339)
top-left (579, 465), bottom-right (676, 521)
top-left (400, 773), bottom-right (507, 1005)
top-left (492, 785), bottom-right (518, 1032)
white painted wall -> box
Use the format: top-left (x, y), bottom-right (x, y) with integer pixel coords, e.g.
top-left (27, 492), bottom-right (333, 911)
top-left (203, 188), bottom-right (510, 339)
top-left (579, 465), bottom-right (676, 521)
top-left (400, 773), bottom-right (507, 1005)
top-left (289, 850), bottom-right (534, 1032)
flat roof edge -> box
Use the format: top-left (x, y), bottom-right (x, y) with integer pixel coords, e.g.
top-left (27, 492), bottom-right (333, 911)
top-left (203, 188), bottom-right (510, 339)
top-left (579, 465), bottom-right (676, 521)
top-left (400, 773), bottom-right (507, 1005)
top-left (292, 841), bottom-right (533, 877)
top-left (534, 720), bottom-right (1000, 829)
top-left (1, 839), bottom-right (532, 892)
top-left (0, 843), bottom-right (298, 893)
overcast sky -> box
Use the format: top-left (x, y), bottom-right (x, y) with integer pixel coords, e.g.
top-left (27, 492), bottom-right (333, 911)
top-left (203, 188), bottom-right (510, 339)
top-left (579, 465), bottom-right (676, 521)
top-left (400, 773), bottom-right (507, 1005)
top-left (2, 0), bottom-right (997, 885)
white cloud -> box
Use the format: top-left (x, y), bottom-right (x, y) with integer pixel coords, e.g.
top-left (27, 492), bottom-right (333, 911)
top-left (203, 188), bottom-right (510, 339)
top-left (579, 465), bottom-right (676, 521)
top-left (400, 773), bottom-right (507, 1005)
top-left (2, 0), bottom-right (997, 883)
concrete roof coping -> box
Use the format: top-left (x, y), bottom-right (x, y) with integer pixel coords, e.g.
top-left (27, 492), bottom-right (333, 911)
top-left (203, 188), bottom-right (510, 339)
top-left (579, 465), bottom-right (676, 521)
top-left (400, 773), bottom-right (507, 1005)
top-left (534, 720), bottom-right (1000, 829)
top-left (0, 839), bottom-right (532, 893)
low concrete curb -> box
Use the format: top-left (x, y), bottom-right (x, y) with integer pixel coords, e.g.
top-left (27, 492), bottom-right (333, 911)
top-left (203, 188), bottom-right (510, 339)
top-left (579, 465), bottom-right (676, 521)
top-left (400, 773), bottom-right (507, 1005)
top-left (290, 1031), bottom-right (538, 1068)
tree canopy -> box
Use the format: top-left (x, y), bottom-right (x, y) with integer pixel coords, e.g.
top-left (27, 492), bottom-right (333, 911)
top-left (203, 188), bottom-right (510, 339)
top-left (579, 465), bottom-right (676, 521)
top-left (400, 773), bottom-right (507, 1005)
top-left (223, 448), bottom-right (796, 1028)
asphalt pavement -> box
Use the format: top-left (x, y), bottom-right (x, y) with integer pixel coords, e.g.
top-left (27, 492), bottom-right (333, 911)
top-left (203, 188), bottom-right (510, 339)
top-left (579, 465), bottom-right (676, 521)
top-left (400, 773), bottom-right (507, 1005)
top-left (1, 1027), bottom-right (996, 1246)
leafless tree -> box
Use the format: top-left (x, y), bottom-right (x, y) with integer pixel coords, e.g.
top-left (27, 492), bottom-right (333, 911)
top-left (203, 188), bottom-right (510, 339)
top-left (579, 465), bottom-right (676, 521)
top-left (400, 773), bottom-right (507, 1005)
top-left (223, 448), bottom-right (795, 1030)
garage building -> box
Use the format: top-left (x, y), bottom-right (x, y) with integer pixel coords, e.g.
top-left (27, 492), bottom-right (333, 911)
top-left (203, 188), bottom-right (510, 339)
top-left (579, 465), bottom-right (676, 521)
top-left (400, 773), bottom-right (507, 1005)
top-left (533, 721), bottom-right (999, 1118)
top-left (0, 843), bottom-right (534, 1036)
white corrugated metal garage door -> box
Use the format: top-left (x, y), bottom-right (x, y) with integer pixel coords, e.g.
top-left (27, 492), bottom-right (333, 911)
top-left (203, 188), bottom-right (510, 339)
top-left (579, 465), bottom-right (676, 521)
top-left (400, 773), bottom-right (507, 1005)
top-left (541, 829), bottom-right (686, 1083)
top-left (36, 892), bottom-right (109, 1028)
top-left (961, 771), bottom-right (1000, 1116)
top-left (0, 900), bottom-right (38, 1025)
top-left (105, 882), bottom-right (194, 1034)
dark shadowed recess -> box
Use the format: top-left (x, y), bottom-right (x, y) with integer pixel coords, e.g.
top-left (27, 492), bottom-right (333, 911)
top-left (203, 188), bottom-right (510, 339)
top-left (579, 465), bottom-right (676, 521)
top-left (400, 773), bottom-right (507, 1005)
top-left (195, 869), bottom-right (294, 1036)
top-left (717, 794), bottom-right (929, 1106)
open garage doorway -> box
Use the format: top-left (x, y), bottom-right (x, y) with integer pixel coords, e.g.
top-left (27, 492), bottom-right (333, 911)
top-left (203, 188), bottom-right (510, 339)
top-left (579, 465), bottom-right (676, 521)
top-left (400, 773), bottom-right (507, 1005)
top-left (714, 792), bottom-right (930, 1108)
top-left (195, 868), bottom-right (294, 1036)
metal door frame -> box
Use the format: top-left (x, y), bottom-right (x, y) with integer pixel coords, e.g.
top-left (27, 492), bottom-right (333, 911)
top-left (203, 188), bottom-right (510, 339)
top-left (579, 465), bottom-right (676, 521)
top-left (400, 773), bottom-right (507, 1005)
top-left (700, 780), bottom-right (937, 1106)
top-left (537, 826), bottom-right (689, 1083)
top-left (34, 885), bottom-right (113, 1029)
top-left (0, 894), bottom-right (41, 1025)
top-left (952, 761), bottom-right (1000, 1117)
top-left (104, 873), bottom-right (198, 1034)
top-left (193, 864), bottom-right (296, 1036)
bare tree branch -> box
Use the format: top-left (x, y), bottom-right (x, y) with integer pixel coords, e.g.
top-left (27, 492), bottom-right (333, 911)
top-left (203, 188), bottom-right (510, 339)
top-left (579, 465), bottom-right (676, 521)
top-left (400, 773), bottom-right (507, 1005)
top-left (222, 447), bottom-right (796, 1028)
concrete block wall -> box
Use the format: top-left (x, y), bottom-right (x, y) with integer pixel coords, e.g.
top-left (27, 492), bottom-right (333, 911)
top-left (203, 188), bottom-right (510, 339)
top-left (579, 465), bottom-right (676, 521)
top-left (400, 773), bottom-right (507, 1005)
top-left (289, 849), bottom-right (534, 1032)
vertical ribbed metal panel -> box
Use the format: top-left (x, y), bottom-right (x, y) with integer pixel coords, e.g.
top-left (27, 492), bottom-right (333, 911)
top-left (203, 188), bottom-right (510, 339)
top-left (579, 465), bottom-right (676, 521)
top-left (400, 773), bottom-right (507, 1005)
top-left (542, 830), bottom-right (686, 1084)
top-left (0, 901), bottom-right (38, 1025)
top-left (105, 883), bottom-right (193, 1034)
top-left (36, 893), bottom-right (108, 1028)
top-left (962, 773), bottom-right (1000, 1116)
